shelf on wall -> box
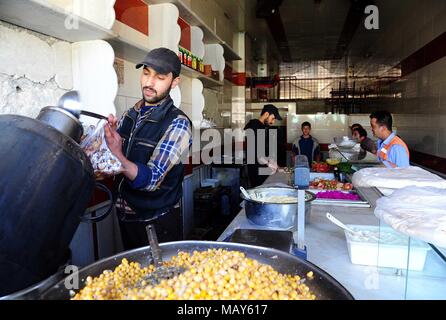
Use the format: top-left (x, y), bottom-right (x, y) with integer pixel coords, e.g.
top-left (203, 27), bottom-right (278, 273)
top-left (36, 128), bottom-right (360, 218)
top-left (220, 43), bottom-right (241, 61)
top-left (181, 65), bottom-right (223, 88)
top-left (144, 0), bottom-right (242, 61)
top-left (107, 37), bottom-right (150, 64)
top-left (0, 0), bottom-right (149, 64)
top-left (0, 0), bottom-right (116, 40)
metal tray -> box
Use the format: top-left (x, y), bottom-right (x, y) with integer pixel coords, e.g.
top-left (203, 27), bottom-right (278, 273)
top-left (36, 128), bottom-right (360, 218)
top-left (309, 189), bottom-right (371, 208)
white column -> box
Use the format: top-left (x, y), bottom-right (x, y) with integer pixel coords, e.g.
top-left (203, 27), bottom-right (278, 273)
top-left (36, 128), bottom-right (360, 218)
top-left (72, 40), bottom-right (118, 123)
top-left (231, 32), bottom-right (246, 129)
top-left (148, 3), bottom-right (181, 53)
top-left (203, 44), bottom-right (225, 82)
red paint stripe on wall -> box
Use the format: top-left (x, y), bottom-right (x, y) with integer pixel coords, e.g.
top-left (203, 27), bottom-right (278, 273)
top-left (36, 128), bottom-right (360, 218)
top-left (410, 150), bottom-right (446, 175)
top-left (232, 73), bottom-right (247, 86)
top-left (178, 18), bottom-right (191, 51)
top-left (401, 32), bottom-right (446, 77)
top-left (224, 64), bottom-right (246, 86)
top-left (114, 0), bottom-right (149, 35)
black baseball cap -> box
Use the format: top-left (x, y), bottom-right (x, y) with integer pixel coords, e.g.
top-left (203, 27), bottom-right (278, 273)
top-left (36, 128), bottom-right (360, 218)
top-left (136, 47), bottom-right (181, 77)
top-left (261, 104), bottom-right (283, 121)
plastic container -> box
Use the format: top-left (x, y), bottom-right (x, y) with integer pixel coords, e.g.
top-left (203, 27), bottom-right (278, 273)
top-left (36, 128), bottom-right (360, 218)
top-left (294, 155), bottom-right (310, 189)
top-left (344, 225), bottom-right (430, 271)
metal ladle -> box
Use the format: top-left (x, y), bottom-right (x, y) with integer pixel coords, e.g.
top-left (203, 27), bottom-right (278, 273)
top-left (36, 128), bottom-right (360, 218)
top-left (58, 91), bottom-right (108, 120)
top-left (326, 213), bottom-right (363, 236)
top-left (326, 213), bottom-right (357, 233)
top-left (240, 186), bottom-right (252, 200)
top-left (139, 224), bottom-right (185, 287)
top-left (240, 186), bottom-right (264, 202)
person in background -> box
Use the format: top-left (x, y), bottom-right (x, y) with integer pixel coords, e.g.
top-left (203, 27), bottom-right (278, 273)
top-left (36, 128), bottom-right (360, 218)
top-left (292, 122), bottom-right (320, 163)
top-left (370, 111), bottom-right (410, 168)
top-left (352, 127), bottom-right (377, 155)
top-left (244, 104), bottom-right (282, 187)
top-left (350, 123), bottom-right (363, 136)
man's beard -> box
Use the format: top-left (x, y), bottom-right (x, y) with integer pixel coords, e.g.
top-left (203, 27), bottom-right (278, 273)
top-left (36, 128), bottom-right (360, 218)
top-left (142, 85), bottom-right (171, 105)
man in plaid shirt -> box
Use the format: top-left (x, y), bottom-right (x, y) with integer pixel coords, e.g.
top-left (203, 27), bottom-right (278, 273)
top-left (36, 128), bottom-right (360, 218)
top-left (105, 48), bottom-right (192, 249)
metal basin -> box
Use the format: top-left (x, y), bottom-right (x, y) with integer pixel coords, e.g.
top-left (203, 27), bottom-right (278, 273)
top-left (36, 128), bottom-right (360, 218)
top-left (40, 241), bottom-right (354, 300)
top-left (241, 187), bottom-right (316, 230)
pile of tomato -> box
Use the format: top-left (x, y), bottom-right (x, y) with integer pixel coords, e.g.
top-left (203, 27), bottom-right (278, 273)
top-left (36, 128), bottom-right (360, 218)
top-left (311, 162), bottom-right (330, 173)
top-left (309, 179), bottom-right (353, 191)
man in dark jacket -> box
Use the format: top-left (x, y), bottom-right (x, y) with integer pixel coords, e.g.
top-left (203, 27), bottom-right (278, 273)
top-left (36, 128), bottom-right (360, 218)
top-left (105, 48), bottom-right (192, 249)
top-left (244, 104), bottom-right (282, 187)
top-left (292, 122), bottom-right (320, 163)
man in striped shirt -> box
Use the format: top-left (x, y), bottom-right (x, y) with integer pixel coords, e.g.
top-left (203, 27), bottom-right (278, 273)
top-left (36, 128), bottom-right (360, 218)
top-left (105, 48), bottom-right (192, 249)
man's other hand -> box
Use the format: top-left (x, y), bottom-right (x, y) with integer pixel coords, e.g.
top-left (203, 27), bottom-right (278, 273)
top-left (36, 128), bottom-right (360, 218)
top-left (107, 114), bottom-right (119, 130)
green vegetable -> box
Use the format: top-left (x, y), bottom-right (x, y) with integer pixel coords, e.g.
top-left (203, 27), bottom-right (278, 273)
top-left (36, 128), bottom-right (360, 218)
top-left (336, 162), bottom-right (354, 174)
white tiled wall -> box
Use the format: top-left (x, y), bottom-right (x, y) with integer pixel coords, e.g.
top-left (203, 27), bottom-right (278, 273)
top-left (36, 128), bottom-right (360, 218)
top-left (288, 114), bottom-right (349, 144)
top-left (359, 0), bottom-right (446, 159)
top-left (114, 58), bottom-right (144, 118)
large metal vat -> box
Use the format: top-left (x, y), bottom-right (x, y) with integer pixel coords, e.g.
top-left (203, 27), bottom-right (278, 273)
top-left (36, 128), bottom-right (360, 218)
top-left (40, 241), bottom-right (354, 300)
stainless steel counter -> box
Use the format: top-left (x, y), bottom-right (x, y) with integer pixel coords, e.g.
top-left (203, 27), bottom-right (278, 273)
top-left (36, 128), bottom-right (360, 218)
top-left (218, 172), bottom-right (411, 300)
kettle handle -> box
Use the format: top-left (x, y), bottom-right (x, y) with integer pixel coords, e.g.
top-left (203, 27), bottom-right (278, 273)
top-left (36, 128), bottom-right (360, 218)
top-left (80, 182), bottom-right (115, 223)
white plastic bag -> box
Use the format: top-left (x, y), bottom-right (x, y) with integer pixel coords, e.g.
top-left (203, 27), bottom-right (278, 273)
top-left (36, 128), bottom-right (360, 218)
top-left (352, 166), bottom-right (446, 189)
top-left (375, 187), bottom-right (446, 248)
top-left (81, 119), bottom-right (123, 177)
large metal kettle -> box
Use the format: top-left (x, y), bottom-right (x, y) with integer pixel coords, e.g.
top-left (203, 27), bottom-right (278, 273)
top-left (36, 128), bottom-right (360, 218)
top-left (0, 92), bottom-right (113, 296)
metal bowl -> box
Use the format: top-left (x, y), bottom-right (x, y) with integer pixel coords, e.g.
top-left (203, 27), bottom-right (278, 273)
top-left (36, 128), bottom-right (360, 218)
top-left (334, 136), bottom-right (357, 149)
top-left (241, 187), bottom-right (316, 230)
top-left (40, 241), bottom-right (353, 300)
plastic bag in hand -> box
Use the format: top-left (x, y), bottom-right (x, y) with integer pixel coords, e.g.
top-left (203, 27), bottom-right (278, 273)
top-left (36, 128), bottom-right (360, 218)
top-left (81, 119), bottom-right (123, 177)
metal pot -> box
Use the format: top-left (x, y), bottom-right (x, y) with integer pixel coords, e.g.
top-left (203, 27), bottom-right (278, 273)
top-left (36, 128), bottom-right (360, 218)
top-left (40, 241), bottom-right (354, 300)
top-left (241, 187), bottom-right (316, 230)
top-left (37, 106), bottom-right (84, 142)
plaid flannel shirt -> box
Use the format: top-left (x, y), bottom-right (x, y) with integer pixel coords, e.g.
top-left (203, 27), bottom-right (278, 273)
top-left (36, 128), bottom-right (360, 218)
top-left (121, 105), bottom-right (192, 192)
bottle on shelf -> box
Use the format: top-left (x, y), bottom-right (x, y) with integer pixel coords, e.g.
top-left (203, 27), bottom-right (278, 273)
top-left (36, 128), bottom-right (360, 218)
top-left (187, 51), bottom-right (192, 68)
top-left (178, 47), bottom-right (184, 64)
top-left (199, 59), bottom-right (204, 73)
top-left (182, 49), bottom-right (188, 66)
top-left (192, 55), bottom-right (197, 70)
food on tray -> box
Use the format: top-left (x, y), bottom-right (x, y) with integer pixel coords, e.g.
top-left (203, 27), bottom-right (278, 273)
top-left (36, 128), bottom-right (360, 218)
top-left (258, 195), bottom-right (297, 203)
top-left (71, 249), bottom-right (316, 300)
top-left (316, 191), bottom-right (360, 201)
top-left (311, 162), bottom-right (330, 173)
top-left (310, 179), bottom-right (353, 191)
top-left (326, 158), bottom-right (341, 166)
